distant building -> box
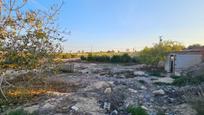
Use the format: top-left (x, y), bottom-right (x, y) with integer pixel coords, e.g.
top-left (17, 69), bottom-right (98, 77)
top-left (165, 48), bottom-right (204, 75)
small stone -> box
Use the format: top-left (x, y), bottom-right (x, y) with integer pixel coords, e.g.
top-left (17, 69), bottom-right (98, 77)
top-left (128, 88), bottom-right (138, 93)
top-left (103, 102), bottom-right (111, 110)
top-left (42, 103), bottom-right (55, 109)
top-left (104, 88), bottom-right (112, 94)
top-left (168, 98), bottom-right (175, 103)
top-left (24, 105), bottom-right (39, 114)
top-left (149, 111), bottom-right (157, 115)
top-left (93, 81), bottom-right (110, 89)
top-left (153, 89), bottom-right (165, 96)
top-left (71, 106), bottom-right (79, 111)
top-left (110, 110), bottom-right (118, 115)
top-left (119, 75), bottom-right (126, 78)
top-left (152, 77), bottom-right (174, 84)
top-left (141, 106), bottom-right (148, 111)
top-left (140, 86), bottom-right (147, 90)
top-left (134, 71), bottom-right (146, 76)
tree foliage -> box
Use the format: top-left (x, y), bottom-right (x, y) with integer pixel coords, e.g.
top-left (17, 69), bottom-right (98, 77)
top-left (0, 0), bottom-right (64, 100)
top-left (81, 53), bottom-right (140, 63)
top-left (139, 40), bottom-right (185, 65)
top-left (0, 0), bottom-right (64, 70)
top-left (187, 44), bottom-right (204, 49)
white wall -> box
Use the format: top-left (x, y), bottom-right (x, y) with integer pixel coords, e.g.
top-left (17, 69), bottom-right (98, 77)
top-left (165, 53), bottom-right (203, 73)
top-left (164, 55), bottom-right (171, 72)
top-left (175, 54), bottom-right (202, 71)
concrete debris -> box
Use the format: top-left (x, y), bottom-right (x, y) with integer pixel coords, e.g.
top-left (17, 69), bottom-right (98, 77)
top-left (153, 89), bottom-right (165, 96)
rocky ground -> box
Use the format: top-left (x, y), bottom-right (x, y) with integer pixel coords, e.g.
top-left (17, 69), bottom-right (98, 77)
top-left (1, 62), bottom-right (198, 115)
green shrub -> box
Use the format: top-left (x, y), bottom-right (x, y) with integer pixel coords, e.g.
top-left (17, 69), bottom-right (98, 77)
top-left (7, 108), bottom-right (36, 115)
top-left (80, 56), bottom-right (87, 61)
top-left (172, 75), bottom-right (204, 86)
top-left (148, 71), bottom-right (162, 77)
top-left (139, 40), bottom-right (184, 65)
top-left (127, 106), bottom-right (148, 115)
top-left (111, 53), bottom-right (134, 63)
top-left (80, 53), bottom-right (141, 63)
top-left (138, 80), bottom-right (146, 84)
top-left (87, 53), bottom-right (94, 61)
top-left (171, 75), bottom-right (180, 79)
top-left (132, 56), bottom-right (141, 63)
top-left (153, 82), bottom-right (170, 85)
top-left (120, 53), bottom-right (132, 63)
top-left (147, 69), bottom-right (165, 77)
top-left (111, 55), bottom-right (121, 63)
top-left (94, 55), bottom-right (110, 62)
top-left (157, 111), bottom-right (165, 115)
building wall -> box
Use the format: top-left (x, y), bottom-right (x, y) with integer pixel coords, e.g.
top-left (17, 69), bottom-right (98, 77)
top-left (164, 55), bottom-right (171, 72)
top-left (175, 54), bottom-right (202, 71)
top-left (165, 53), bottom-right (203, 74)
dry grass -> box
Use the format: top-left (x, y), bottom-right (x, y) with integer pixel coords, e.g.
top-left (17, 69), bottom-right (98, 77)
top-left (0, 72), bottom-right (80, 107)
top-left (1, 88), bottom-right (47, 106)
top-left (183, 85), bottom-right (204, 115)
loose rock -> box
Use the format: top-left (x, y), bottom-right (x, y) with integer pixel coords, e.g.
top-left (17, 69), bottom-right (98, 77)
top-left (141, 106), bottom-right (148, 111)
top-left (152, 77), bottom-right (174, 84)
top-left (153, 89), bottom-right (165, 96)
top-left (134, 71), bottom-right (146, 76)
top-left (42, 103), bottom-right (55, 109)
top-left (140, 86), bottom-right (147, 90)
top-left (24, 105), bottom-right (39, 114)
top-left (128, 88), bottom-right (138, 93)
top-left (110, 110), bottom-right (118, 115)
top-left (104, 88), bottom-right (112, 94)
top-left (71, 106), bottom-right (79, 111)
top-left (103, 102), bottom-right (111, 110)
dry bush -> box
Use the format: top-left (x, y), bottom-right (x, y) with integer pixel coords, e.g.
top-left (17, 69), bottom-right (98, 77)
top-left (183, 85), bottom-right (204, 115)
top-left (0, 73), bottom-right (80, 107)
top-left (1, 88), bottom-right (47, 106)
top-left (46, 79), bottom-right (80, 93)
top-left (9, 73), bottom-right (80, 93)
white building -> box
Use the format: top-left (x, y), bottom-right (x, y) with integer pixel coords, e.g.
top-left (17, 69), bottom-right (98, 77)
top-left (165, 48), bottom-right (204, 75)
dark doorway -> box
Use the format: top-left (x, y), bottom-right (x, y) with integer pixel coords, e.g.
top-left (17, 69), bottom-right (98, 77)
top-left (170, 55), bottom-right (175, 73)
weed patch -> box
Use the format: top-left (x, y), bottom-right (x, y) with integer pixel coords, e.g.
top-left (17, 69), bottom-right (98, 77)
top-left (7, 108), bottom-right (36, 115)
top-left (0, 74), bottom-right (80, 107)
top-left (127, 106), bottom-right (148, 115)
top-left (183, 85), bottom-right (204, 115)
top-left (172, 75), bottom-right (204, 86)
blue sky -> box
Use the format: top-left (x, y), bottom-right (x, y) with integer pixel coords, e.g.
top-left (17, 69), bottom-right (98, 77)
top-left (29, 0), bottom-right (204, 52)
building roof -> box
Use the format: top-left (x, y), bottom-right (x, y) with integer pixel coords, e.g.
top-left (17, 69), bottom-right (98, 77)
top-left (170, 48), bottom-right (204, 56)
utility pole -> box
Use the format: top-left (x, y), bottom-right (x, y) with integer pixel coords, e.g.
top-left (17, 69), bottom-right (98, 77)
top-left (90, 45), bottom-right (93, 53)
top-left (0, 0), bottom-right (2, 16)
top-left (159, 35), bottom-right (163, 43)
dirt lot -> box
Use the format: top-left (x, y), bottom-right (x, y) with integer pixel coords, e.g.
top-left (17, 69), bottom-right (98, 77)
top-left (0, 62), bottom-right (199, 115)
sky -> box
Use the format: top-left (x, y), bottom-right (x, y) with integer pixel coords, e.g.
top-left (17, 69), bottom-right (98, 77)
top-left (29, 0), bottom-right (204, 52)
